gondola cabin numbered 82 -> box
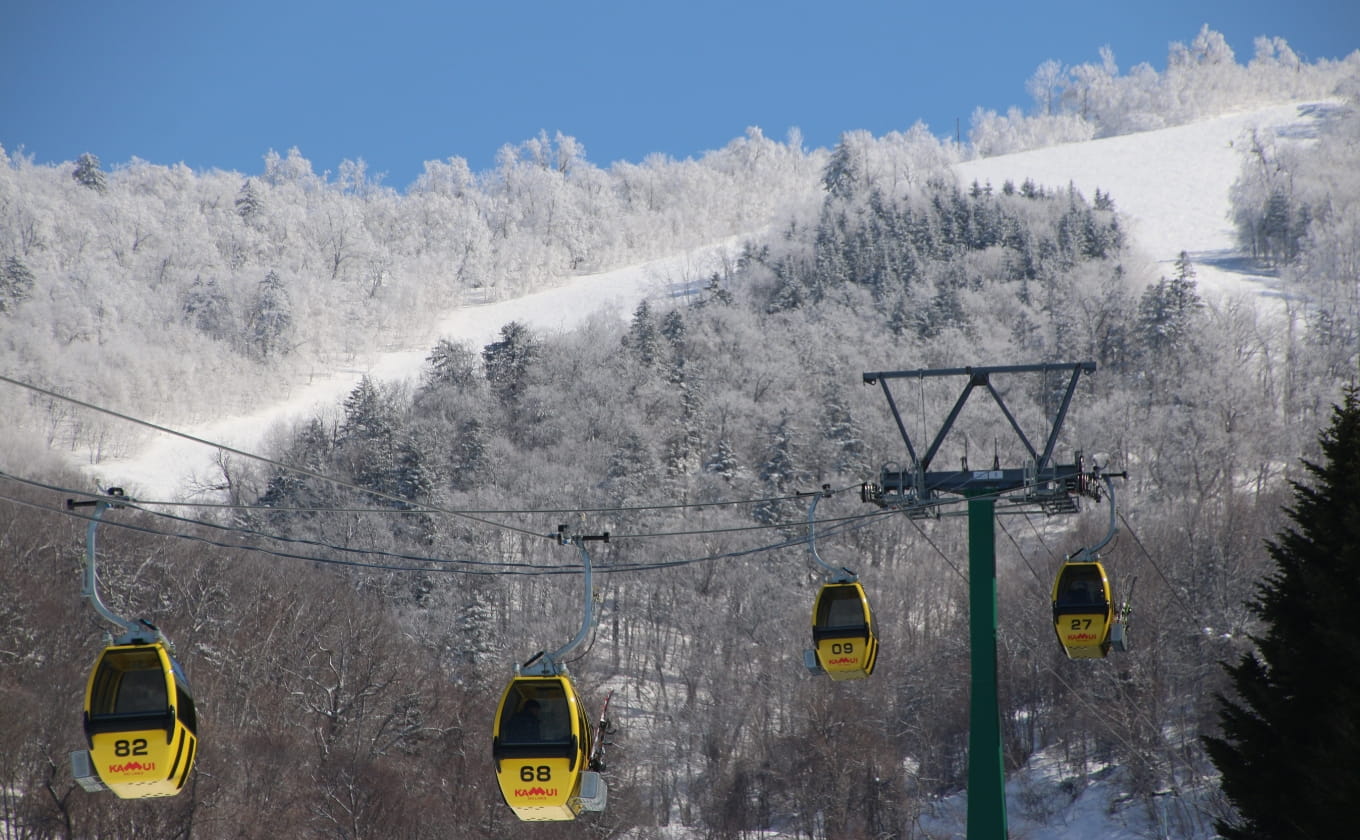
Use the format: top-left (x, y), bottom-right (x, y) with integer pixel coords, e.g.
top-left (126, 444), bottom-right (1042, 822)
top-left (492, 675), bottom-right (604, 821)
top-left (1051, 561), bottom-right (1115, 659)
top-left (82, 641), bottom-right (199, 798)
top-left (810, 581), bottom-right (879, 680)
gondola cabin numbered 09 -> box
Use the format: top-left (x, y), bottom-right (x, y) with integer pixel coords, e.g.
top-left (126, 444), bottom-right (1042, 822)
top-left (492, 675), bottom-right (604, 821)
top-left (1051, 561), bottom-right (1115, 659)
top-left (82, 641), bottom-right (199, 798)
top-left (810, 581), bottom-right (879, 680)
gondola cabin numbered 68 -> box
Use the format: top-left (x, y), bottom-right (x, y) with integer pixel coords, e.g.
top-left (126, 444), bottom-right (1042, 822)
top-left (810, 581), bottom-right (879, 680)
top-left (81, 641), bottom-right (199, 798)
top-left (1051, 561), bottom-right (1115, 659)
top-left (492, 675), bottom-right (603, 821)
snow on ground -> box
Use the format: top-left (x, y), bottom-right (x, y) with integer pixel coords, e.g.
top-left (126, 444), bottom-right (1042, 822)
top-left (956, 101), bottom-right (1333, 301)
top-left (916, 746), bottom-right (1219, 840)
top-left (85, 242), bottom-right (741, 499)
top-left (90, 101), bottom-right (1333, 506)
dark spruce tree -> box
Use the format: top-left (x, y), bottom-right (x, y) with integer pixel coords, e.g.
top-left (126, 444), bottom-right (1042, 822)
top-left (1203, 386), bottom-right (1360, 840)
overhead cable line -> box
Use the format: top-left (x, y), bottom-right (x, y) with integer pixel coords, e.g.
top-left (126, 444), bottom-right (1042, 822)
top-left (0, 479), bottom-right (875, 580)
top-left (0, 373), bottom-right (548, 540)
top-left (997, 516), bottom-right (1057, 599)
top-left (1117, 509), bottom-right (1199, 625)
top-left (0, 374), bottom-right (855, 525)
top-left (2, 468), bottom-right (879, 550)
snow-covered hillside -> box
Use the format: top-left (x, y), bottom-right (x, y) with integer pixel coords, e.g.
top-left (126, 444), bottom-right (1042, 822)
top-left (956, 101), bottom-right (1336, 299)
top-left (89, 100), bottom-right (1333, 508)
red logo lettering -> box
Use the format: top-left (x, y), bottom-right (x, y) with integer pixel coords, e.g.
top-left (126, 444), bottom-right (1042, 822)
top-left (515, 786), bottom-right (558, 798)
top-left (108, 761), bottom-right (156, 774)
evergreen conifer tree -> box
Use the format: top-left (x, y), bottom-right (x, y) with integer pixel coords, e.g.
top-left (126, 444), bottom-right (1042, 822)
top-left (245, 270), bottom-right (293, 359)
top-left (481, 320), bottom-right (539, 406)
top-left (0, 255), bottom-right (35, 313)
top-left (1203, 386), bottom-right (1360, 840)
top-left (72, 152), bottom-right (106, 193)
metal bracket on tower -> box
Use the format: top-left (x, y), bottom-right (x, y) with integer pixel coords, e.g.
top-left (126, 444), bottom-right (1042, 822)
top-left (861, 362), bottom-right (1099, 515)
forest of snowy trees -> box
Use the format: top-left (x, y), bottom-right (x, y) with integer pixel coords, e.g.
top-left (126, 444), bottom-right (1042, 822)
top-left (2, 27), bottom-right (1359, 840)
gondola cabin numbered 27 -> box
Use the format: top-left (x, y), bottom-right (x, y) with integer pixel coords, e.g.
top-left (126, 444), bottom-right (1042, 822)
top-left (1051, 561), bottom-right (1116, 659)
top-left (80, 640), bottom-right (199, 798)
top-left (808, 581), bottom-right (879, 680)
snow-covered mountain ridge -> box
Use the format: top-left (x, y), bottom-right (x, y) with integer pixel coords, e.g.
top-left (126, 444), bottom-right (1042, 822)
top-left (90, 99), bottom-right (1335, 502)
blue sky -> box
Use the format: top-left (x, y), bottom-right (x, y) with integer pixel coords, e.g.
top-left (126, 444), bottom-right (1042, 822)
top-left (3, 1), bottom-right (1356, 190)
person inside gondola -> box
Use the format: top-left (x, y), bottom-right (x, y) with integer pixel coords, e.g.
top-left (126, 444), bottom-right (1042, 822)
top-left (505, 699), bottom-right (541, 742)
top-left (115, 667), bottom-right (168, 714)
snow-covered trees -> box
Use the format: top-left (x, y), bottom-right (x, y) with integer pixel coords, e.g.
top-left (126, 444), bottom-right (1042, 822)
top-left (972, 26), bottom-right (1357, 155)
top-left (481, 320), bottom-right (539, 408)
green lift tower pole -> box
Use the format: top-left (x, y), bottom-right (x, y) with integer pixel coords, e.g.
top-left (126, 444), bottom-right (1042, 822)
top-left (861, 363), bottom-right (1099, 840)
top-left (966, 491), bottom-right (1005, 839)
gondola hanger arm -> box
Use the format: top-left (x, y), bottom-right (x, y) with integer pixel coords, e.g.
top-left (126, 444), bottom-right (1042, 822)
top-left (525, 526), bottom-right (609, 674)
top-left (804, 485), bottom-right (855, 583)
top-left (67, 488), bottom-right (160, 644)
top-left (1067, 472), bottom-right (1123, 562)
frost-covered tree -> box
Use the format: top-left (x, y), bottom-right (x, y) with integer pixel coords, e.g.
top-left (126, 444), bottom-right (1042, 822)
top-left (1204, 387), bottom-right (1360, 840)
top-left (1135, 273), bottom-right (1202, 359)
top-left (72, 152), bottom-right (106, 193)
top-left (340, 375), bottom-right (398, 444)
top-left (181, 275), bottom-right (233, 340)
top-left (623, 299), bottom-right (660, 367)
top-left (245, 270), bottom-right (294, 359)
top-left (422, 338), bottom-right (481, 392)
top-left (0, 255), bottom-right (35, 313)
top-left (1173, 250), bottom-right (1197, 282)
top-left (822, 134), bottom-right (862, 201)
top-left (705, 437), bottom-right (741, 482)
top-left (1027, 59), bottom-right (1066, 116)
top-left (481, 320), bottom-right (539, 407)
top-left (235, 178), bottom-right (264, 225)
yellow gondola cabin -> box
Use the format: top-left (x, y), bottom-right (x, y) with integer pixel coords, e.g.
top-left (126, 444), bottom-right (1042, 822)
top-left (1051, 561), bottom-right (1115, 659)
top-left (492, 674), bottom-right (605, 821)
top-left (810, 581), bottom-right (879, 680)
top-left (82, 640), bottom-right (198, 798)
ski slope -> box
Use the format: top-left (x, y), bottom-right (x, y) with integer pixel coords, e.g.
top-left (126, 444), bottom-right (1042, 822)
top-left (956, 101), bottom-right (1330, 299)
top-left (89, 101), bottom-right (1334, 501)
top-left (85, 243), bottom-right (741, 497)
